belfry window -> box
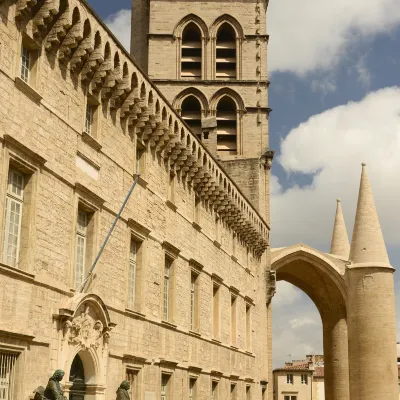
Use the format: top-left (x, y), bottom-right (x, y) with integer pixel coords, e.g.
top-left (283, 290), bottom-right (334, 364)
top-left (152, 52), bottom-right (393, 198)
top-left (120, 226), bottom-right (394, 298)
top-left (216, 96), bottom-right (237, 155)
top-left (216, 23), bottom-right (236, 79)
top-left (181, 23), bottom-right (202, 79)
top-left (181, 96), bottom-right (202, 137)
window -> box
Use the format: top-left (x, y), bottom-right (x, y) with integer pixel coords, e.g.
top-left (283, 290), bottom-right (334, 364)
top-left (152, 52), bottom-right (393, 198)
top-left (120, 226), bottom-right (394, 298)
top-left (84, 101), bottom-right (97, 136)
top-left (75, 205), bottom-right (95, 290)
top-left (128, 239), bottom-right (137, 309)
top-left (261, 387), bottom-right (266, 400)
top-left (3, 169), bottom-right (25, 267)
top-left (75, 210), bottom-right (88, 289)
top-left (163, 257), bottom-right (172, 321)
top-left (194, 195), bottom-right (201, 225)
top-left (284, 396), bottom-right (297, 400)
top-left (246, 385), bottom-right (251, 400)
top-left (0, 351), bottom-right (18, 400)
top-left (20, 45), bottom-right (30, 83)
top-left (246, 304), bottom-right (251, 350)
top-left (301, 374), bottom-right (308, 385)
top-left (216, 23), bottom-right (236, 80)
top-left (167, 172), bottom-right (176, 204)
top-left (211, 381), bottom-right (218, 400)
top-left (231, 294), bottom-right (237, 346)
top-left (216, 96), bottom-right (237, 156)
top-left (286, 374), bottom-right (293, 384)
top-left (215, 214), bottom-right (221, 243)
top-left (181, 23), bottom-right (202, 79)
top-left (190, 273), bottom-right (198, 330)
top-left (181, 96), bottom-right (202, 137)
top-left (126, 369), bottom-right (139, 399)
top-left (212, 284), bottom-right (220, 338)
top-left (230, 383), bottom-right (237, 400)
top-left (136, 144), bottom-right (145, 175)
top-left (189, 377), bottom-right (197, 400)
top-left (161, 374), bottom-right (170, 400)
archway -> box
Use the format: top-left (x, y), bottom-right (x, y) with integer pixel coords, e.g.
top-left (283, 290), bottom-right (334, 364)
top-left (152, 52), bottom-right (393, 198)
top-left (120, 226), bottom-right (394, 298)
top-left (271, 245), bottom-right (350, 400)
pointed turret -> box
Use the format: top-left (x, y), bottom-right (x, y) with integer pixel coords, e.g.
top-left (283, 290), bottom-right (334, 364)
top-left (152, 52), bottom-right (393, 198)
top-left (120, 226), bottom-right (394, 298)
top-left (349, 163), bottom-right (389, 264)
top-left (330, 199), bottom-right (350, 259)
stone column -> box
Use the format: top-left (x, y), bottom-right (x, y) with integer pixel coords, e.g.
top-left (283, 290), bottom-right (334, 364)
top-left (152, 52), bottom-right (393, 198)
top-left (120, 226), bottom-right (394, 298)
top-left (322, 311), bottom-right (349, 400)
top-left (347, 267), bottom-right (398, 400)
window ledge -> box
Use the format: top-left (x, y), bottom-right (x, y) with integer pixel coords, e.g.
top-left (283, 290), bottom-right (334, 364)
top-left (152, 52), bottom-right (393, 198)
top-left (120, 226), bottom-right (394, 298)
top-left (134, 174), bottom-right (148, 188)
top-left (15, 77), bottom-right (42, 103)
top-left (161, 320), bottom-right (177, 329)
top-left (125, 308), bottom-right (146, 319)
top-left (211, 338), bottom-right (222, 344)
top-left (230, 345), bottom-right (239, 350)
top-left (0, 262), bottom-right (35, 281)
top-left (81, 131), bottom-right (102, 151)
top-left (192, 221), bottom-right (202, 231)
top-left (165, 199), bottom-right (178, 212)
top-left (231, 255), bottom-right (238, 262)
top-left (213, 240), bottom-right (221, 249)
top-left (189, 330), bottom-right (201, 337)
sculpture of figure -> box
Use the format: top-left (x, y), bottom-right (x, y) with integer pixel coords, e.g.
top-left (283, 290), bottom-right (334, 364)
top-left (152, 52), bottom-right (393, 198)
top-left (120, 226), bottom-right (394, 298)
top-left (116, 380), bottom-right (131, 400)
top-left (43, 370), bottom-right (67, 400)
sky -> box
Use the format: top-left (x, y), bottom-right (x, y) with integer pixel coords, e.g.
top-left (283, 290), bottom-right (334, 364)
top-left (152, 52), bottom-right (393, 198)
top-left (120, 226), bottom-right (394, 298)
top-left (88, 0), bottom-right (400, 369)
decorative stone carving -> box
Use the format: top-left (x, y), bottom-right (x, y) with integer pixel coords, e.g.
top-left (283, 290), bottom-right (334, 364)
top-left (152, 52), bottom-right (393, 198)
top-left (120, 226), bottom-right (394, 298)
top-left (266, 271), bottom-right (276, 305)
top-left (68, 305), bottom-right (104, 350)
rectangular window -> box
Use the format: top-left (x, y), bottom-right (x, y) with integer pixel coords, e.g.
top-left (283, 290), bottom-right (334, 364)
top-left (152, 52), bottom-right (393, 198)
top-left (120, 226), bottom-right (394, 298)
top-left (85, 103), bottom-right (94, 135)
top-left (75, 210), bottom-right (88, 289)
top-left (284, 397), bottom-right (297, 400)
top-left (161, 374), bottom-right (170, 400)
top-left (286, 374), bottom-right (293, 384)
top-left (163, 257), bottom-right (172, 321)
top-left (190, 273), bottom-right (198, 331)
top-left (168, 172), bottom-right (175, 204)
top-left (20, 45), bottom-right (30, 83)
top-left (230, 383), bottom-right (237, 400)
top-left (246, 304), bottom-right (251, 350)
top-left (189, 377), bottom-right (196, 400)
top-left (215, 214), bottom-right (221, 243)
top-left (136, 144), bottom-right (145, 175)
top-left (246, 385), bottom-right (251, 400)
top-left (126, 369), bottom-right (139, 399)
top-left (261, 388), bottom-right (266, 400)
top-left (301, 374), bottom-right (308, 384)
top-left (128, 239), bottom-right (137, 309)
top-left (194, 195), bottom-right (201, 225)
top-left (211, 381), bottom-right (218, 400)
top-left (231, 294), bottom-right (237, 346)
top-left (0, 351), bottom-right (18, 400)
top-left (212, 284), bottom-right (220, 338)
top-left (3, 169), bottom-right (25, 267)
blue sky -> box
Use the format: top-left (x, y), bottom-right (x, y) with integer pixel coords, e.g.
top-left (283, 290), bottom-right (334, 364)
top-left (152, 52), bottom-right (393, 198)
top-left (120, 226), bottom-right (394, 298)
top-left (88, 0), bottom-right (400, 368)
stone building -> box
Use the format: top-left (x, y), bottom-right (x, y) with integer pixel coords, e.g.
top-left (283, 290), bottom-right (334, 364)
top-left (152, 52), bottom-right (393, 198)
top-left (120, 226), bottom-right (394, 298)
top-left (0, 0), bottom-right (398, 400)
top-left (273, 355), bottom-right (324, 400)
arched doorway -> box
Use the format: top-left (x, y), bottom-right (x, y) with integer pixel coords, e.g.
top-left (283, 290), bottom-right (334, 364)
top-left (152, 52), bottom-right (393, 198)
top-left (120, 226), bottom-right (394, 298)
top-left (271, 245), bottom-right (350, 400)
top-left (69, 354), bottom-right (85, 400)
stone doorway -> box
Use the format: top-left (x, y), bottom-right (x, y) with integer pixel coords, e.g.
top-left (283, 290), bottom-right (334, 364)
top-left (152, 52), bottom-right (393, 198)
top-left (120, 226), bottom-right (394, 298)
top-left (69, 354), bottom-right (86, 400)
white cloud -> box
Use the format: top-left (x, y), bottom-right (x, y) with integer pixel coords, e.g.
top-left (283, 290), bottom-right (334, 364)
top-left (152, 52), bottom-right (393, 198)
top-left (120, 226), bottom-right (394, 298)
top-left (355, 55), bottom-right (372, 88)
top-left (310, 76), bottom-right (337, 95)
top-left (268, 0), bottom-right (400, 74)
top-left (289, 317), bottom-right (319, 330)
top-left (273, 281), bottom-right (302, 307)
top-left (105, 9), bottom-right (131, 51)
top-left (271, 86), bottom-right (400, 250)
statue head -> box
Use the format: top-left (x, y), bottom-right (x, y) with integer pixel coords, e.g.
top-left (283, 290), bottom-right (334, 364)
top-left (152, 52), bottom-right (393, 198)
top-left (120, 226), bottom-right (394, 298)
top-left (119, 380), bottom-right (130, 391)
top-left (51, 370), bottom-right (65, 381)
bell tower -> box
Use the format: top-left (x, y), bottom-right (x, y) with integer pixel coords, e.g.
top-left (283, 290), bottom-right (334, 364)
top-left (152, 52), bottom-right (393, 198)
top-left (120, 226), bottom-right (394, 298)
top-left (131, 0), bottom-right (271, 220)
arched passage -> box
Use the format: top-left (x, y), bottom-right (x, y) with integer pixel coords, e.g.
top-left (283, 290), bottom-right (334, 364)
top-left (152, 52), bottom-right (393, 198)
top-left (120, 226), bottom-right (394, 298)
top-left (271, 245), bottom-right (350, 400)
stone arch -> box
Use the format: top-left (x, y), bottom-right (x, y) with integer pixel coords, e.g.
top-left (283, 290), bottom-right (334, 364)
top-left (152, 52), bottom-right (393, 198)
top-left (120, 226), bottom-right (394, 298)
top-left (210, 14), bottom-right (244, 40)
top-left (173, 87), bottom-right (209, 114)
top-left (271, 244), bottom-right (350, 400)
top-left (210, 88), bottom-right (245, 113)
top-left (173, 14), bottom-right (209, 40)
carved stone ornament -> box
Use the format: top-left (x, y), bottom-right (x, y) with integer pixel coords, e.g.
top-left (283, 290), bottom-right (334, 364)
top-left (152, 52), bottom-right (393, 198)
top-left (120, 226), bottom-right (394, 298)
top-left (67, 305), bottom-right (104, 350)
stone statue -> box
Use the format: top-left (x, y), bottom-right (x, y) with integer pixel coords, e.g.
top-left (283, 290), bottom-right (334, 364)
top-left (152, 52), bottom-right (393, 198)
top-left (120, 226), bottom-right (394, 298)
top-left (116, 381), bottom-right (131, 400)
top-left (43, 370), bottom-right (67, 400)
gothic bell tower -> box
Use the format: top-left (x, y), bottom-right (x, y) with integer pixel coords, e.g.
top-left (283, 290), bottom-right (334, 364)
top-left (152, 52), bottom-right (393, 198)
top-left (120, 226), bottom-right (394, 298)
top-left (131, 0), bottom-right (271, 221)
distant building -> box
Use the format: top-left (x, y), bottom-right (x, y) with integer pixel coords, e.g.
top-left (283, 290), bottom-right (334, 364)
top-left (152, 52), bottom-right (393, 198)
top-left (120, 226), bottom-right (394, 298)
top-left (273, 355), bottom-right (325, 400)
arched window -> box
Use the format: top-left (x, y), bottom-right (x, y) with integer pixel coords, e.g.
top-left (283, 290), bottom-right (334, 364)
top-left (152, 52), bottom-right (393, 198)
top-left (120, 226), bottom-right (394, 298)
top-left (181, 23), bottom-right (202, 79)
top-left (216, 23), bottom-right (236, 80)
top-left (216, 96), bottom-right (237, 155)
top-left (181, 96), bottom-right (202, 137)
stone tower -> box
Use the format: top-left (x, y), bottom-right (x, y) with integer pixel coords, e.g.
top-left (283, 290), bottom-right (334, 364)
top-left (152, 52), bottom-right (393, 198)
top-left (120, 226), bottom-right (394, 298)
top-left (131, 0), bottom-right (272, 221)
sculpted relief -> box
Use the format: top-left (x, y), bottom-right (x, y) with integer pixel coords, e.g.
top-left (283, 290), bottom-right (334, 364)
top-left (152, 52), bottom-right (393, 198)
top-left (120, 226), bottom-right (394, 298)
top-left (63, 304), bottom-right (107, 350)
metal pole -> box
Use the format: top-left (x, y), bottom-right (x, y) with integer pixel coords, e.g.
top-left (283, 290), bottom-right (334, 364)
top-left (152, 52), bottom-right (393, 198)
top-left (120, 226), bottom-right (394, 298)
top-left (79, 175), bottom-right (141, 293)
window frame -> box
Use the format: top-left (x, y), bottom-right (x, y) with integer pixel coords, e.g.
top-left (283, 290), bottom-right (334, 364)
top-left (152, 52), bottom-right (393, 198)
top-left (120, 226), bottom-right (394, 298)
top-left (286, 374), bottom-right (294, 385)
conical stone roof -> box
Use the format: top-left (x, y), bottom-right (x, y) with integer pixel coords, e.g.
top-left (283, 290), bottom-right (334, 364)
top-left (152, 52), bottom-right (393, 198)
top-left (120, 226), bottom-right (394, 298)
top-left (330, 199), bottom-right (350, 259)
